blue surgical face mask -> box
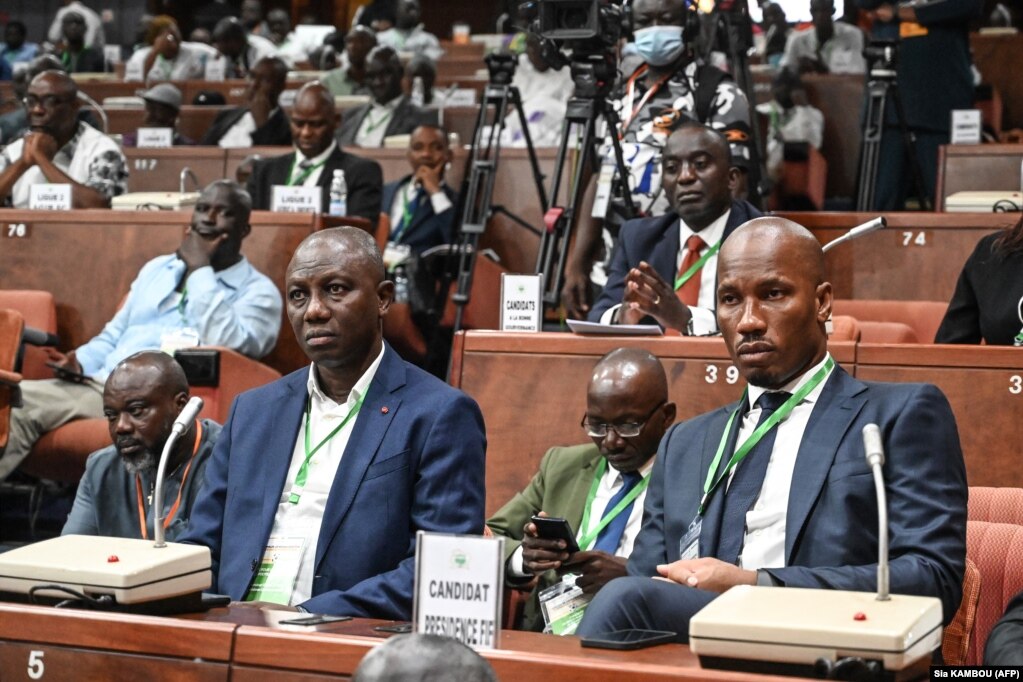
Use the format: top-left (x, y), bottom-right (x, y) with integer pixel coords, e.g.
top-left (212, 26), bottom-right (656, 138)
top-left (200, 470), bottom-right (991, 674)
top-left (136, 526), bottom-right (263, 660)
top-left (633, 25), bottom-right (685, 66)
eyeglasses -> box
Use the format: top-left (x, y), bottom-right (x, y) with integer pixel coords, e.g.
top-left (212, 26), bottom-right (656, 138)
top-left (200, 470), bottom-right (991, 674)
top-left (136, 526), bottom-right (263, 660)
top-left (23, 95), bottom-right (74, 110)
top-left (581, 401), bottom-right (666, 439)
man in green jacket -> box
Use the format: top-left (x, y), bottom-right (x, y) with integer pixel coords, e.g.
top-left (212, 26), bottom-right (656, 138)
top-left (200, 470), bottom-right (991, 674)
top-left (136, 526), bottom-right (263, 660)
top-left (486, 348), bottom-right (676, 630)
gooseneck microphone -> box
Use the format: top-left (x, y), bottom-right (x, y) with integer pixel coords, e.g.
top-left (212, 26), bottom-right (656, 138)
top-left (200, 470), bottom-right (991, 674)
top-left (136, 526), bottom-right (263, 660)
top-left (153, 396), bottom-right (204, 548)
top-left (821, 217), bottom-right (887, 253)
top-left (861, 423), bottom-right (889, 602)
top-left (21, 327), bottom-right (59, 347)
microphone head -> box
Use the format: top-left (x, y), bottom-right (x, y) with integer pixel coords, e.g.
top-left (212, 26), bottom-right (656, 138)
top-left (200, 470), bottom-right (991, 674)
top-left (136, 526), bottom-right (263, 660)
top-left (172, 396), bottom-right (204, 433)
top-left (862, 423), bottom-right (885, 468)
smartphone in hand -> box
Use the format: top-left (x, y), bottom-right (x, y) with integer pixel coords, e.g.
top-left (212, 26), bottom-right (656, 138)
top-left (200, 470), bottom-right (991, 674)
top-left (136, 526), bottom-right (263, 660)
top-left (530, 515), bottom-right (580, 554)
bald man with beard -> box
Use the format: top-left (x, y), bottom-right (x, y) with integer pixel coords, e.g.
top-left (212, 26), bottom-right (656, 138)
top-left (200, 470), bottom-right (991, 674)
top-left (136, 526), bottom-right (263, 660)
top-left (577, 217), bottom-right (967, 642)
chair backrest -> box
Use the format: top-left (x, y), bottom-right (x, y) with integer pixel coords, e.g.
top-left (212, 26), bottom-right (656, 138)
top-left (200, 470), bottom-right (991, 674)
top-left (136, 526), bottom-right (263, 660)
top-left (962, 520), bottom-right (1023, 664)
top-left (858, 321), bottom-right (918, 344)
top-left (0, 290), bottom-right (58, 380)
top-left (0, 308), bottom-right (26, 451)
top-left (829, 315), bottom-right (860, 342)
top-left (831, 300), bottom-right (948, 344)
top-left (969, 487), bottom-right (1023, 525)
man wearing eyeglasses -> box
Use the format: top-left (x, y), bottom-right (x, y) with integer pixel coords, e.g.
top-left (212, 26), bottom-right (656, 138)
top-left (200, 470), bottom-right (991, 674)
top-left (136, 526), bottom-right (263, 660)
top-left (0, 180), bottom-right (282, 482)
top-left (486, 348), bottom-right (676, 631)
top-left (0, 70), bottom-right (127, 209)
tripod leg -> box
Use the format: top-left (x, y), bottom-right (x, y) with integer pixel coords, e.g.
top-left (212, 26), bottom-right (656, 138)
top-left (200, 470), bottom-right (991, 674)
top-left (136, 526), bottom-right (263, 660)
top-left (891, 86), bottom-right (931, 211)
top-left (856, 80), bottom-right (888, 212)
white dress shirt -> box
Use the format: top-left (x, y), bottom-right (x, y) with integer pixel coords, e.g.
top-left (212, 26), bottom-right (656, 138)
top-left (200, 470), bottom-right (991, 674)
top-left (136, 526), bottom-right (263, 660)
top-left (218, 111), bottom-right (257, 148)
top-left (263, 346), bottom-right (385, 605)
top-left (508, 457), bottom-right (654, 577)
top-left (355, 95), bottom-right (403, 148)
top-left (289, 140), bottom-right (338, 189)
top-left (732, 353), bottom-right (835, 570)
top-left (601, 209), bottom-right (731, 336)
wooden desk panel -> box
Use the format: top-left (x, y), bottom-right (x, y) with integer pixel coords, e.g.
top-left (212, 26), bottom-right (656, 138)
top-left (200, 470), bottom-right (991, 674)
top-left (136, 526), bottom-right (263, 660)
top-left (854, 344), bottom-right (1023, 488)
top-left (0, 209), bottom-right (330, 375)
top-left (0, 603), bottom-right (234, 681)
top-left (451, 331), bottom-right (855, 516)
top-left (782, 212), bottom-right (1014, 302)
top-left (935, 144), bottom-right (1023, 211)
top-left (123, 147), bottom-right (228, 193)
top-left (106, 106), bottom-right (231, 144)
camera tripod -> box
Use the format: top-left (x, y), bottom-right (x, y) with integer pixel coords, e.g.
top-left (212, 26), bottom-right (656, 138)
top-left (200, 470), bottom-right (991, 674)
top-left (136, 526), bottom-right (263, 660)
top-left (535, 54), bottom-right (636, 309)
top-left (449, 53), bottom-right (549, 336)
top-left (855, 42), bottom-right (930, 211)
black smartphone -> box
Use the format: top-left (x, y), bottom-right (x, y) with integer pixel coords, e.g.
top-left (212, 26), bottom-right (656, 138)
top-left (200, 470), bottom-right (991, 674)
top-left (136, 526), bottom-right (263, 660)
top-left (278, 615), bottom-right (353, 626)
top-left (374, 623), bottom-right (413, 634)
top-left (45, 361), bottom-right (90, 384)
top-left (530, 515), bottom-right (580, 554)
top-left (580, 629), bottom-right (677, 650)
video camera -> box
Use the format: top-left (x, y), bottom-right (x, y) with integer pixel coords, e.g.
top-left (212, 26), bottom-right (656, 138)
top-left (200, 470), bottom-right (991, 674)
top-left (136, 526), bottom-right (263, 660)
top-left (863, 39), bottom-right (898, 79)
top-left (533, 0), bottom-right (626, 51)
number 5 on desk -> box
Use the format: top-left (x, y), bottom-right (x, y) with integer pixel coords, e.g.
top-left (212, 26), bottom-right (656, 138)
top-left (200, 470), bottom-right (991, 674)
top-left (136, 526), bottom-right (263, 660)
top-left (27, 650), bottom-right (44, 679)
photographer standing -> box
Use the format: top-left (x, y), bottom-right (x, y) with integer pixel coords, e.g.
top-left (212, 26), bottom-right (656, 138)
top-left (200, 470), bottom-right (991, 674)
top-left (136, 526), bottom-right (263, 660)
top-left (561, 0), bottom-right (753, 319)
top-left (857, 0), bottom-right (980, 210)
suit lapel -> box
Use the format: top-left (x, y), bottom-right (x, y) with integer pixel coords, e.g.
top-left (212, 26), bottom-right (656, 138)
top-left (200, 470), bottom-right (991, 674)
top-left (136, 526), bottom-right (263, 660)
top-left (259, 371), bottom-right (309, 543)
top-left (698, 403), bottom-right (744, 559)
top-left (314, 346), bottom-right (404, 567)
top-left (784, 366), bottom-right (867, 563)
top-left (560, 447), bottom-right (602, 532)
top-left (648, 213), bottom-right (681, 284)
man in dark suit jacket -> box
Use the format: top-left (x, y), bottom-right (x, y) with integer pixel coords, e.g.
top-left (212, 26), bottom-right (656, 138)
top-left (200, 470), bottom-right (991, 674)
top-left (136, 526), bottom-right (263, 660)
top-left (381, 124), bottom-right (456, 254)
top-left (589, 123), bottom-right (761, 335)
top-left (577, 217), bottom-right (967, 642)
top-left (985, 589), bottom-right (1023, 665)
top-left (201, 56), bottom-right (292, 147)
top-left (246, 81), bottom-right (383, 225)
top-left (336, 45), bottom-right (437, 148)
top-left (181, 226), bottom-right (487, 619)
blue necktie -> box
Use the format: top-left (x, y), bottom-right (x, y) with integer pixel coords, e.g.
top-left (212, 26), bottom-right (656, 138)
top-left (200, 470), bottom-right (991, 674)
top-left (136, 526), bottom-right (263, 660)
top-left (592, 471), bottom-right (644, 554)
top-left (716, 391), bottom-right (792, 566)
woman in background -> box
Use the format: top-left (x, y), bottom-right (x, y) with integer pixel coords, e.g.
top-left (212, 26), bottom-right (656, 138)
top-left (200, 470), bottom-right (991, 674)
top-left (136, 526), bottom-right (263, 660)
top-left (936, 214), bottom-right (1023, 345)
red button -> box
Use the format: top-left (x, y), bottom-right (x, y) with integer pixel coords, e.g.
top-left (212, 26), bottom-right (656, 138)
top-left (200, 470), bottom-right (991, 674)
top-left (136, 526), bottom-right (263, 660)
top-left (381, 406), bottom-right (389, 414)
top-left (853, 612), bottom-right (867, 621)
top-left (108, 555), bottom-right (119, 563)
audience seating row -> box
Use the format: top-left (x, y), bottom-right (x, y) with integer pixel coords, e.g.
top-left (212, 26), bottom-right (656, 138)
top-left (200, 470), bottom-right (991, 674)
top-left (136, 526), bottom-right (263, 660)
top-left (450, 331), bottom-right (1023, 519)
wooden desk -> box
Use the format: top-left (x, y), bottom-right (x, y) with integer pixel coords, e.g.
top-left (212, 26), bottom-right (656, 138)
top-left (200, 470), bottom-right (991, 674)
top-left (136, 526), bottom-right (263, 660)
top-left (0, 209), bottom-right (347, 375)
top-left (0, 603), bottom-right (801, 682)
top-left (123, 147), bottom-right (228, 193)
top-left (855, 343), bottom-right (1023, 488)
top-left (450, 331), bottom-right (855, 517)
top-left (781, 211), bottom-right (1014, 302)
top-left (935, 144), bottom-right (1023, 211)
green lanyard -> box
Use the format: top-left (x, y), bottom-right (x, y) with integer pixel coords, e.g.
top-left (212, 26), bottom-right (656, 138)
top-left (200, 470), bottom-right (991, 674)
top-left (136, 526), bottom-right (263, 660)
top-left (392, 186), bottom-right (421, 242)
top-left (363, 108), bottom-right (395, 136)
top-left (674, 239), bottom-right (721, 291)
top-left (287, 158), bottom-right (327, 186)
top-left (697, 355), bottom-right (834, 515)
top-left (289, 392), bottom-right (366, 504)
top-left (576, 458), bottom-right (650, 551)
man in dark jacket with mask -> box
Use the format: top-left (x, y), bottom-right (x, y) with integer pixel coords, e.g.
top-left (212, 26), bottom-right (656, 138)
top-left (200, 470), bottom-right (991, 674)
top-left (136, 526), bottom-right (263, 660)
top-left (561, 0), bottom-right (755, 320)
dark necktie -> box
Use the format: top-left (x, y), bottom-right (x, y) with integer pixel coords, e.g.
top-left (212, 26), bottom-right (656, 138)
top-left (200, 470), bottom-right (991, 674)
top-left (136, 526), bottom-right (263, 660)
top-left (676, 234), bottom-right (707, 307)
top-left (592, 471), bottom-right (644, 554)
top-left (716, 391), bottom-right (792, 566)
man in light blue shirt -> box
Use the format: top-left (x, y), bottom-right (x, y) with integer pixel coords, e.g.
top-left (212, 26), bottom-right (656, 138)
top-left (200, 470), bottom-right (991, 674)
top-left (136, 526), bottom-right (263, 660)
top-left (0, 22), bottom-right (39, 73)
top-left (0, 180), bottom-right (282, 481)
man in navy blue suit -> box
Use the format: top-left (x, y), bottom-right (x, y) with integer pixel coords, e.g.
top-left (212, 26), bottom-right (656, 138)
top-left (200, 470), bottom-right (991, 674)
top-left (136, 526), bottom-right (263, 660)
top-left (381, 124), bottom-right (456, 254)
top-left (589, 122), bottom-right (761, 335)
top-left (182, 226), bottom-right (487, 619)
top-left (577, 217), bottom-right (967, 641)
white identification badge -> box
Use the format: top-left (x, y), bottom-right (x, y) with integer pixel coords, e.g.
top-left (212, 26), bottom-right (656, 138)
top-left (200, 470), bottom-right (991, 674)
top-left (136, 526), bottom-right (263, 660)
top-left (539, 574), bottom-right (591, 636)
top-left (591, 161), bottom-right (616, 218)
top-left (679, 515), bottom-right (702, 561)
top-left (205, 58), bottom-right (226, 81)
top-left (160, 327), bottom-right (201, 354)
top-left (245, 537), bottom-right (306, 604)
